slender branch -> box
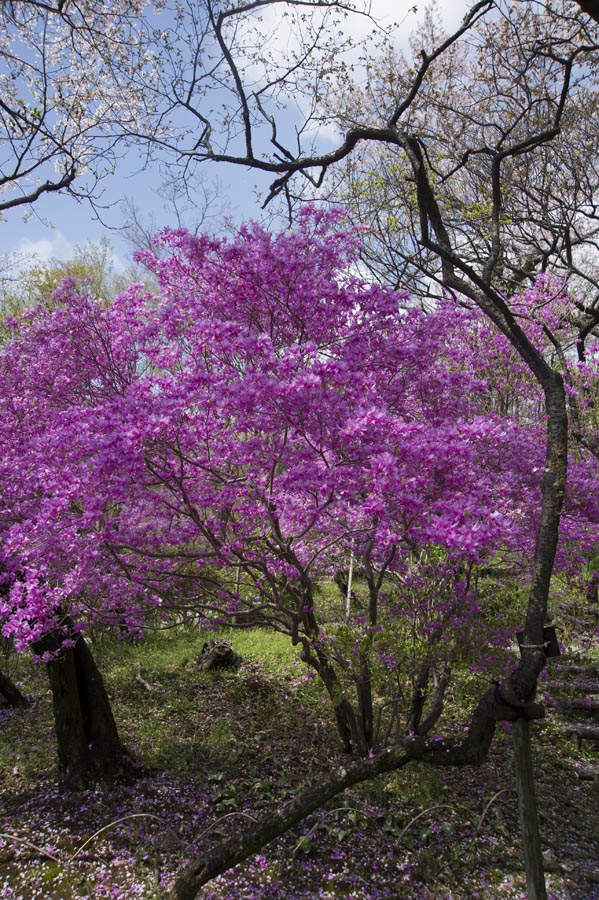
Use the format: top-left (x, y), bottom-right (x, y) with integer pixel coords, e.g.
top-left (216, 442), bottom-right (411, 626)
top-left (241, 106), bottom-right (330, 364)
top-left (388, 0), bottom-right (494, 128)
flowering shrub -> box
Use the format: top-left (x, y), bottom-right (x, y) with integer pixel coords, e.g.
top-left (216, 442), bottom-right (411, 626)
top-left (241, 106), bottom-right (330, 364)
top-left (1, 208), bottom-right (598, 750)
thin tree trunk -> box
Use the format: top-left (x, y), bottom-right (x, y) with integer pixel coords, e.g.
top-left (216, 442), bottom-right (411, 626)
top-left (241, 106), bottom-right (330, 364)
top-left (314, 654), bottom-right (371, 756)
top-left (513, 718), bottom-right (547, 900)
top-left (297, 602), bottom-right (371, 756)
top-left (356, 655), bottom-right (374, 750)
top-left (405, 662), bottom-right (429, 735)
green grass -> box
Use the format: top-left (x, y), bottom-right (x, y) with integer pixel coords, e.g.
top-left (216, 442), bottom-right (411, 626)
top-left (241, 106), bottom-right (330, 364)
top-left (101, 624), bottom-right (299, 679)
top-left (93, 624), bottom-right (329, 776)
top-left (211, 626), bottom-right (300, 670)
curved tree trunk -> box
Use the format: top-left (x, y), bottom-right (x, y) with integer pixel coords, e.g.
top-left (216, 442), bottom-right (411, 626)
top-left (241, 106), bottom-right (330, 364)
top-left (33, 630), bottom-right (135, 788)
top-left (168, 687), bottom-right (545, 900)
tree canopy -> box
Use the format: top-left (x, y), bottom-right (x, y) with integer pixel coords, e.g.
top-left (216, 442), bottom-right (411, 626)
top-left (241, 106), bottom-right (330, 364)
top-left (1, 211), bottom-right (598, 753)
top-left (4, 3), bottom-right (599, 897)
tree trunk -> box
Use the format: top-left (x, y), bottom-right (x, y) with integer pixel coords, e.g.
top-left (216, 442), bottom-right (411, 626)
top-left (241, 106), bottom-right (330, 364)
top-left (310, 649), bottom-right (372, 756)
top-left (33, 630), bottom-right (134, 788)
top-left (331, 698), bottom-right (353, 754)
top-left (513, 718), bottom-right (547, 900)
top-left (297, 601), bottom-right (373, 756)
top-left (356, 654), bottom-right (374, 750)
top-left (0, 669), bottom-right (28, 707)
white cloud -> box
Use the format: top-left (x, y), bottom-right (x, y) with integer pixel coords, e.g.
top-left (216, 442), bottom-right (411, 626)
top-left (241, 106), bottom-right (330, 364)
top-left (230, 0), bottom-right (471, 74)
top-left (15, 233), bottom-right (75, 266)
top-left (219, 0), bottom-right (468, 159)
top-left (365, 1), bottom-right (471, 32)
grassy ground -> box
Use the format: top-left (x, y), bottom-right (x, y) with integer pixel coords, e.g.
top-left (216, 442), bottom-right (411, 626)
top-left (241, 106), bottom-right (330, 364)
top-left (1, 624), bottom-right (598, 900)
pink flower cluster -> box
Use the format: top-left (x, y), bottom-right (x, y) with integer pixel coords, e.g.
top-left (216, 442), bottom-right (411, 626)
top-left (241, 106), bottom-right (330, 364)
top-left (1, 209), bottom-right (598, 648)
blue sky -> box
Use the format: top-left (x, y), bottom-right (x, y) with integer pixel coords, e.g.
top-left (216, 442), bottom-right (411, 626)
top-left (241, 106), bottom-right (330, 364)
top-left (3, 0), bottom-right (469, 271)
top-left (9, 156), bottom-right (271, 271)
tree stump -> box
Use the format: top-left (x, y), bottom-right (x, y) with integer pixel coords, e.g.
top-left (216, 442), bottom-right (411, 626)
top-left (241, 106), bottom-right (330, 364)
top-left (197, 639), bottom-right (241, 671)
top-left (0, 670), bottom-right (29, 707)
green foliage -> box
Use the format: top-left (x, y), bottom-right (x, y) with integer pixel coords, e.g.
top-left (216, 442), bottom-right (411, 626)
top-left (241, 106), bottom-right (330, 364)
top-left (0, 238), bottom-right (150, 342)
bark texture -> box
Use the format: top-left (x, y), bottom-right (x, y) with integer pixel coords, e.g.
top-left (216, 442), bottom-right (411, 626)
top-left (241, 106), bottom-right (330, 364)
top-left (513, 718), bottom-right (547, 900)
top-left (33, 630), bottom-right (134, 788)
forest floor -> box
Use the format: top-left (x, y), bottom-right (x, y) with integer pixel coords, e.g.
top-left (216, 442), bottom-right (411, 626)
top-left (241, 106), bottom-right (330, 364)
top-left (1, 625), bottom-right (598, 900)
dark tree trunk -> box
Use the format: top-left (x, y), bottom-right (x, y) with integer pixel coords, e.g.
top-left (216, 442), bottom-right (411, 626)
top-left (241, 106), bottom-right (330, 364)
top-left (405, 662), bottom-right (430, 735)
top-left (505, 372), bottom-right (568, 704)
top-left (513, 718), bottom-right (547, 900)
top-left (33, 630), bottom-right (134, 788)
top-left (0, 669), bottom-right (28, 707)
top-left (295, 592), bottom-right (373, 756)
top-left (330, 698), bottom-right (353, 754)
top-left (356, 653), bottom-right (374, 749)
top-left (305, 642), bottom-right (372, 756)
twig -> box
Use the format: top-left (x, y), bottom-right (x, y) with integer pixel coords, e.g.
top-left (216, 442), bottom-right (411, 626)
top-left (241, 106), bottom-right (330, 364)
top-left (70, 813), bottom-right (184, 860)
top-left (396, 803), bottom-right (465, 844)
top-left (194, 811), bottom-right (259, 845)
top-left (475, 788), bottom-right (517, 837)
top-left (0, 832), bottom-right (61, 863)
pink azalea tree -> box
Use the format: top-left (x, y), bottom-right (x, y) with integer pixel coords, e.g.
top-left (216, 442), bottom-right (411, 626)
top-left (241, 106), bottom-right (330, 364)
top-left (2, 210), bottom-right (598, 792)
top-left (0, 275), bottom-right (151, 784)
